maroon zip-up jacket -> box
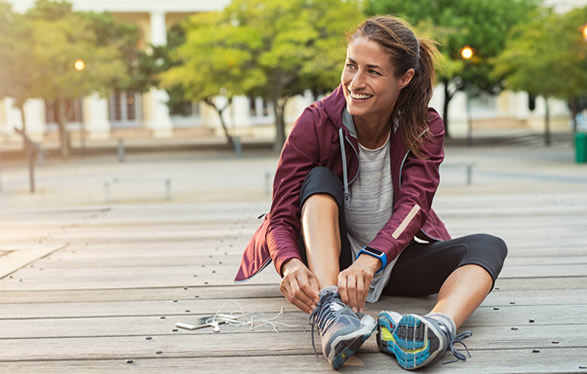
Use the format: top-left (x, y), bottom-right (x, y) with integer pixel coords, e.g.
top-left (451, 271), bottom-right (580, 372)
top-left (235, 85), bottom-right (451, 282)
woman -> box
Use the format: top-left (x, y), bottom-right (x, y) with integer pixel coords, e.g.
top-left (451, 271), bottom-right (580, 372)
top-left (235, 15), bottom-right (507, 371)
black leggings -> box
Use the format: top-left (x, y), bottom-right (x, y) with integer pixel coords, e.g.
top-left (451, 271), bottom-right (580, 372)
top-left (298, 166), bottom-right (507, 296)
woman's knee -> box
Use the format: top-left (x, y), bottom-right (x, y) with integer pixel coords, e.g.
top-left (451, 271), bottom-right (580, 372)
top-left (476, 233), bottom-right (508, 262)
top-left (300, 166), bottom-right (344, 209)
top-left (301, 193), bottom-right (338, 215)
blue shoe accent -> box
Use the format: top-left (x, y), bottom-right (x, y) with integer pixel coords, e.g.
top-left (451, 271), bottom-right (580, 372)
top-left (376, 310), bottom-right (402, 355)
top-left (379, 314), bottom-right (472, 370)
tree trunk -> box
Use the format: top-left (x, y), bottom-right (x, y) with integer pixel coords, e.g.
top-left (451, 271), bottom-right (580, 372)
top-left (544, 96), bottom-right (551, 147)
top-left (568, 97), bottom-right (579, 133)
top-left (271, 96), bottom-right (288, 153)
top-left (55, 98), bottom-right (71, 159)
top-left (204, 98), bottom-right (233, 147)
top-left (17, 104), bottom-right (27, 154)
top-left (442, 81), bottom-right (452, 138)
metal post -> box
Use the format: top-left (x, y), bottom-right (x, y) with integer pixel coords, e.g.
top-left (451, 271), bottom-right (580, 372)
top-left (234, 136), bottom-right (242, 158)
top-left (26, 139), bottom-right (35, 193)
top-left (466, 164), bottom-right (472, 185)
top-left (466, 84), bottom-right (473, 147)
top-left (118, 139), bottom-right (125, 162)
top-left (14, 127), bottom-right (35, 193)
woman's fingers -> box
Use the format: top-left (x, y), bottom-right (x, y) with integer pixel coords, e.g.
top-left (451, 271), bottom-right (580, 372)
top-left (280, 266), bottom-right (319, 314)
top-left (338, 266), bottom-right (372, 313)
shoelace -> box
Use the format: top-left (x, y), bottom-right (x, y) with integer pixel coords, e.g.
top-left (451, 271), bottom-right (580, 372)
top-left (442, 329), bottom-right (473, 364)
top-left (308, 291), bottom-right (340, 355)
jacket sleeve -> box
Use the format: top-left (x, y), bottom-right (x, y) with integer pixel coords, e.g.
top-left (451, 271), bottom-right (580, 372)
top-left (266, 108), bottom-right (321, 276)
top-left (368, 110), bottom-right (445, 263)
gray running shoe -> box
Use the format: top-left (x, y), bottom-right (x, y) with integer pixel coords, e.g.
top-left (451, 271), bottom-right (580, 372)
top-left (377, 313), bottom-right (472, 370)
top-left (308, 287), bottom-right (376, 370)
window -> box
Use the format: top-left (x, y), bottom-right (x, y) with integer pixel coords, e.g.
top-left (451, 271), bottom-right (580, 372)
top-left (249, 96), bottom-right (270, 117)
top-left (45, 98), bottom-right (83, 124)
top-left (108, 91), bottom-right (142, 127)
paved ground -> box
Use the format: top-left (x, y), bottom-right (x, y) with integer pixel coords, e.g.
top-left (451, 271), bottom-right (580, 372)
top-left (0, 135), bottom-right (585, 210)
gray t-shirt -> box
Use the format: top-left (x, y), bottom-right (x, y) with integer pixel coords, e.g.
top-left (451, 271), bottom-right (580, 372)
top-left (344, 131), bottom-right (398, 303)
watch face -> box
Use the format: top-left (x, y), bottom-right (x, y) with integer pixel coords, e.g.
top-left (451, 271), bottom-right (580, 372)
top-left (364, 246), bottom-right (383, 256)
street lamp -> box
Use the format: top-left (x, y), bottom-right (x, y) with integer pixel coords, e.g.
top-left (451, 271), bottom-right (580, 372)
top-left (460, 46), bottom-right (474, 60)
top-left (74, 59), bottom-right (85, 71)
top-left (460, 46), bottom-right (474, 146)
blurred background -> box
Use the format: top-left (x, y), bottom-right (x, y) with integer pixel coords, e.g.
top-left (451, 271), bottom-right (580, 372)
top-left (0, 0), bottom-right (586, 208)
top-left (0, 0), bottom-right (585, 156)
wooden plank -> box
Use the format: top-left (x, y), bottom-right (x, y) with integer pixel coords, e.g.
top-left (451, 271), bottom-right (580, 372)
top-left (0, 324), bottom-right (584, 362)
top-left (0, 276), bottom-right (584, 304)
top-left (29, 253), bottom-right (586, 269)
top-left (1, 349), bottom-right (585, 374)
top-left (0, 294), bottom-right (584, 324)
top-left (0, 284), bottom-right (282, 304)
top-left (0, 245), bottom-right (65, 279)
top-left (0, 303), bottom-right (584, 339)
top-left (4, 261), bottom-right (585, 291)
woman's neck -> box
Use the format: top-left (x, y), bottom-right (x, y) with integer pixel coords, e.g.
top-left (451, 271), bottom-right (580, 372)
top-left (354, 114), bottom-right (392, 149)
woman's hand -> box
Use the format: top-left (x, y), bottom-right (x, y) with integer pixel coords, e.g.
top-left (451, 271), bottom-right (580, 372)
top-left (280, 258), bottom-right (320, 314)
top-left (337, 255), bottom-right (380, 313)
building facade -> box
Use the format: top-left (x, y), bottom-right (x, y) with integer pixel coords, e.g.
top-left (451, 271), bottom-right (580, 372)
top-left (1, 0), bottom-right (584, 145)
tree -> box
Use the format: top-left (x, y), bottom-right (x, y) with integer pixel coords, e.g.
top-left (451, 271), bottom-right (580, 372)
top-left (365, 0), bottom-right (539, 136)
top-left (494, 6), bottom-right (587, 145)
top-left (160, 12), bottom-right (257, 146)
top-left (0, 2), bottom-right (40, 150)
top-left (164, 0), bottom-right (363, 151)
top-left (24, 0), bottom-right (128, 158)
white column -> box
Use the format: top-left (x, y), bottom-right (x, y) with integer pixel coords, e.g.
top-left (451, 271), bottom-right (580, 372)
top-left (23, 99), bottom-right (45, 142)
top-left (233, 96), bottom-right (251, 127)
top-left (83, 93), bottom-right (110, 140)
top-left (145, 11), bottom-right (173, 137)
top-left (3, 98), bottom-right (22, 141)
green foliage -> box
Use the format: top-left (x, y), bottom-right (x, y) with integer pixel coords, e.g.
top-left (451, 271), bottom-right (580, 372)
top-left (495, 6), bottom-right (587, 124)
top-left (0, 0), bottom-right (141, 157)
top-left (0, 2), bottom-right (37, 109)
top-left (365, 0), bottom-right (539, 133)
top-left (162, 0), bottom-right (363, 149)
top-left (365, 0), bottom-right (539, 90)
top-left (30, 14), bottom-right (126, 100)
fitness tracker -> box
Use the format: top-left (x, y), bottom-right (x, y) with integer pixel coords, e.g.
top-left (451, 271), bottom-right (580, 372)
top-left (357, 246), bottom-right (387, 273)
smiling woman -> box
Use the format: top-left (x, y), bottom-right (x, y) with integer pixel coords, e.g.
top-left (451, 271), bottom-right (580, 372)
top-left (236, 15), bottom-right (507, 371)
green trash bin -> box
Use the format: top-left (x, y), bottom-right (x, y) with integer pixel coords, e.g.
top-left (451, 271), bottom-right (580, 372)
top-left (576, 132), bottom-right (587, 163)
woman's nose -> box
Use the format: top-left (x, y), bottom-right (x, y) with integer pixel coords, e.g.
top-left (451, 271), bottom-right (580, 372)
top-left (350, 71), bottom-right (365, 89)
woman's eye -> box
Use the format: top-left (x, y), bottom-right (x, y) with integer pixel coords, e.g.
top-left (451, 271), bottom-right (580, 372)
top-left (369, 69), bottom-right (381, 75)
top-left (346, 63), bottom-right (357, 70)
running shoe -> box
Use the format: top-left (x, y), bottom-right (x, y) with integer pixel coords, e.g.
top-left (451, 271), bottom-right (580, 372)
top-left (377, 313), bottom-right (472, 370)
top-left (309, 286), bottom-right (376, 370)
top-left (376, 310), bottom-right (403, 355)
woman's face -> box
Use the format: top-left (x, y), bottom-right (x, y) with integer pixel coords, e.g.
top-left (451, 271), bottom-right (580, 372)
top-left (341, 37), bottom-right (413, 123)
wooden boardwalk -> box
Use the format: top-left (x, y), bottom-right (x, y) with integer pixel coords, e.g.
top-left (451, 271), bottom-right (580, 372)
top-left (0, 193), bottom-right (586, 373)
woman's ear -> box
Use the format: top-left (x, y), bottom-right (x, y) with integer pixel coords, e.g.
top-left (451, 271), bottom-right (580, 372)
top-left (399, 68), bottom-right (415, 89)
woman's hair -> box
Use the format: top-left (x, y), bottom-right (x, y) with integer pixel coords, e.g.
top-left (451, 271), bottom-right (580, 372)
top-left (349, 16), bottom-right (439, 157)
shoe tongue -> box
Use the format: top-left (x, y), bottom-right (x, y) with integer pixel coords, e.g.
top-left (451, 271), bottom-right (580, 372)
top-left (320, 286), bottom-right (338, 295)
top-left (330, 302), bottom-right (344, 312)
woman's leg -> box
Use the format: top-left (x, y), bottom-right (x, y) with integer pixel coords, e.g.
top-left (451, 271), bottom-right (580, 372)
top-left (378, 234), bottom-right (507, 369)
top-left (430, 264), bottom-right (493, 328)
top-left (301, 193), bottom-right (341, 288)
top-left (382, 233), bottom-right (507, 325)
top-left (298, 167), bottom-right (375, 370)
